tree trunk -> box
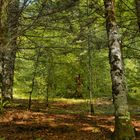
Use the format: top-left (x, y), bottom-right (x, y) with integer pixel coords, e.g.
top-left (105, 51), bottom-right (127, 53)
top-left (104, 0), bottom-right (135, 139)
top-left (135, 0), bottom-right (140, 31)
top-left (7, 0), bottom-right (19, 99)
top-left (88, 31), bottom-right (94, 115)
top-left (28, 48), bottom-right (40, 110)
top-left (0, 0), bottom-right (19, 102)
top-left (0, 1), bottom-right (2, 93)
top-left (75, 74), bottom-right (83, 98)
top-left (0, 0), bottom-right (9, 101)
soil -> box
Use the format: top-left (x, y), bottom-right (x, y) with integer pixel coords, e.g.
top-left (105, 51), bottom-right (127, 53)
top-left (0, 98), bottom-right (139, 140)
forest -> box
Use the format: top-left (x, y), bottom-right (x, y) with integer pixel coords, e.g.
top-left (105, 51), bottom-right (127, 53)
top-left (0, 0), bottom-right (140, 140)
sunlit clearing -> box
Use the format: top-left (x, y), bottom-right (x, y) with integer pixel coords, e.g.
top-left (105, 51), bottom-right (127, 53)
top-left (81, 126), bottom-right (101, 133)
top-left (52, 98), bottom-right (92, 104)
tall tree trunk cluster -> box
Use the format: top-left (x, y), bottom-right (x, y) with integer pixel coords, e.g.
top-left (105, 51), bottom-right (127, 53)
top-left (104, 0), bottom-right (135, 139)
top-left (0, 0), bottom-right (19, 102)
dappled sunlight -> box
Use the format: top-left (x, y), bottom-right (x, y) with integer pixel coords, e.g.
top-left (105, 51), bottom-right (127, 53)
top-left (80, 126), bottom-right (101, 133)
top-left (0, 98), bottom-right (113, 139)
top-left (98, 124), bottom-right (114, 132)
top-left (0, 0), bottom-right (139, 139)
top-left (0, 98), bottom-right (139, 139)
top-left (52, 98), bottom-right (88, 104)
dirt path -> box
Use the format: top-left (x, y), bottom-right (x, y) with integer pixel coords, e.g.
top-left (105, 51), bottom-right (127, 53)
top-left (0, 99), bottom-right (139, 140)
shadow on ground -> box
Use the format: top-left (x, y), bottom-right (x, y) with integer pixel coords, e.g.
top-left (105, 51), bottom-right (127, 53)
top-left (0, 98), bottom-right (139, 140)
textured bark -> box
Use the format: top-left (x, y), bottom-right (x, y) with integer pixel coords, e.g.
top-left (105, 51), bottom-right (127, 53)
top-left (88, 31), bottom-right (94, 115)
top-left (0, 0), bottom-right (19, 101)
top-left (75, 74), bottom-right (83, 98)
top-left (104, 0), bottom-right (135, 139)
top-left (0, 0), bottom-right (9, 99)
top-left (135, 0), bottom-right (140, 31)
top-left (0, 1), bottom-right (2, 87)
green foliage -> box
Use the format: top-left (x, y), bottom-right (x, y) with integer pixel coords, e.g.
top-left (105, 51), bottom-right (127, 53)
top-left (0, 100), bottom-right (10, 113)
top-left (11, 0), bottom-right (139, 100)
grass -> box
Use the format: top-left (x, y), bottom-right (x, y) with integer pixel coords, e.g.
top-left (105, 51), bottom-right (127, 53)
top-left (12, 91), bottom-right (140, 116)
top-left (51, 98), bottom-right (89, 104)
top-left (0, 137), bottom-right (5, 140)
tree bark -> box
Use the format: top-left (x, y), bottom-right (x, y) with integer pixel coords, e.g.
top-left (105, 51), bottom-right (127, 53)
top-left (0, 0), bottom-right (3, 81)
top-left (0, 0), bottom-right (9, 100)
top-left (0, 1), bottom-right (2, 91)
top-left (88, 31), bottom-right (94, 115)
top-left (135, 0), bottom-right (140, 31)
top-left (75, 74), bottom-right (83, 98)
top-left (104, 0), bottom-right (135, 139)
top-left (0, 0), bottom-right (19, 102)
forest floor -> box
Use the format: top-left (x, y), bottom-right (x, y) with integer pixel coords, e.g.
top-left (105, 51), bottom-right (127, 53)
top-left (0, 97), bottom-right (139, 140)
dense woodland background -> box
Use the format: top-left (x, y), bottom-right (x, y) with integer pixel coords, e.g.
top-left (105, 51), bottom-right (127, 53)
top-left (12, 0), bottom-right (140, 100)
top-left (0, 0), bottom-right (140, 140)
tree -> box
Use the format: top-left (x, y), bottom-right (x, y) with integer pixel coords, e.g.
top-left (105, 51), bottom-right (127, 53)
top-left (135, 0), bottom-right (140, 31)
top-left (0, 0), bottom-right (10, 101)
top-left (104, 0), bottom-right (135, 139)
top-left (87, 32), bottom-right (94, 114)
top-left (0, 0), bottom-right (19, 102)
top-left (0, 0), bottom-right (3, 91)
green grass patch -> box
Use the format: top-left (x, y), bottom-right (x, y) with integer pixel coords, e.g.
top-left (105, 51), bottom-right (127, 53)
top-left (0, 137), bottom-right (5, 140)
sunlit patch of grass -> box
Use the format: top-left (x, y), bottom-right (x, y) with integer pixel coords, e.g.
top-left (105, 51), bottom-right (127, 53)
top-left (0, 137), bottom-right (5, 140)
top-left (13, 93), bottom-right (30, 99)
top-left (81, 126), bottom-right (101, 133)
top-left (16, 97), bottom-right (112, 114)
top-left (12, 94), bottom-right (115, 115)
top-left (13, 92), bottom-right (45, 100)
top-left (51, 98), bottom-right (88, 104)
top-left (13, 91), bottom-right (98, 104)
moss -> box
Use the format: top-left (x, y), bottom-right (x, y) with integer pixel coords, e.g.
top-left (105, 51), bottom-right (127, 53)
top-left (112, 116), bottom-right (135, 140)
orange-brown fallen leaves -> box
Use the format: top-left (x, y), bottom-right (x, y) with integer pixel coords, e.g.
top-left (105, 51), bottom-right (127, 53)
top-left (0, 99), bottom-right (139, 140)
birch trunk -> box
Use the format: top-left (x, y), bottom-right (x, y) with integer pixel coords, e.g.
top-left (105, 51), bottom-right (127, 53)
top-left (104, 0), bottom-right (135, 139)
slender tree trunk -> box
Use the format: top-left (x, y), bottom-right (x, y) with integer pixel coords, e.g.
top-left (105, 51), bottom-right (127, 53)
top-left (45, 52), bottom-right (54, 107)
top-left (28, 48), bottom-right (40, 110)
top-left (135, 0), bottom-right (140, 31)
top-left (86, 0), bottom-right (94, 114)
top-left (104, 0), bottom-right (135, 139)
top-left (75, 74), bottom-right (83, 98)
top-left (88, 48), bottom-right (94, 114)
top-left (88, 31), bottom-right (94, 115)
top-left (0, 0), bottom-right (19, 102)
